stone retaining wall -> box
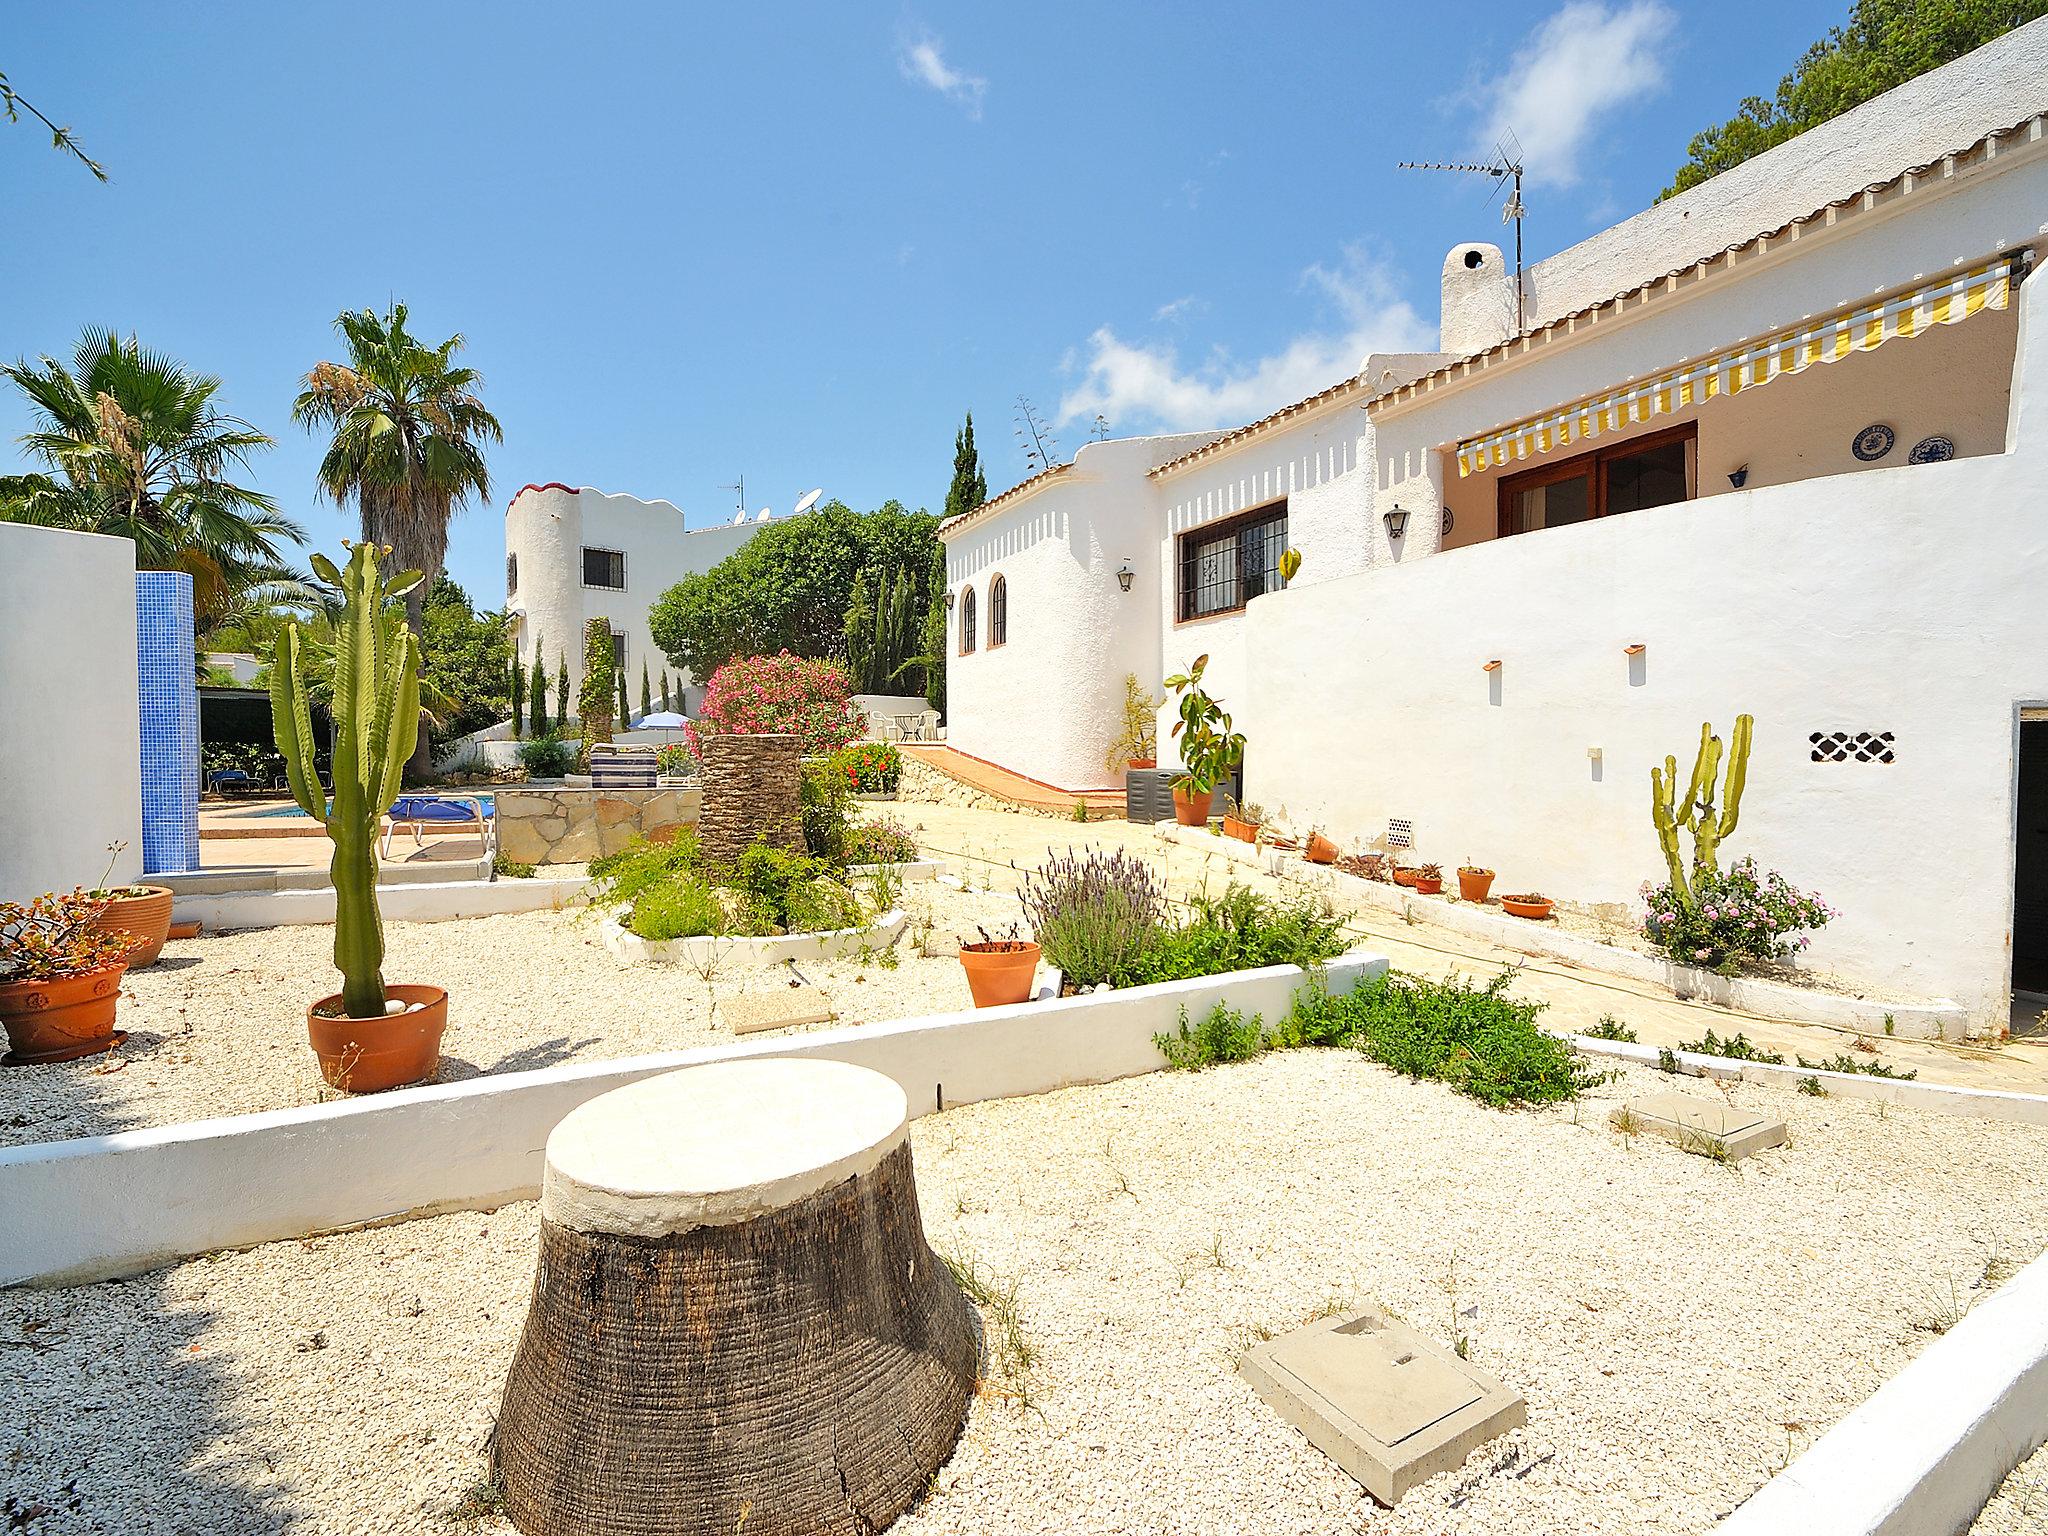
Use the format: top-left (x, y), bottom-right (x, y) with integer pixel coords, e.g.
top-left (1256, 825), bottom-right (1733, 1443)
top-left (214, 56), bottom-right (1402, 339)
top-left (497, 786), bottom-right (701, 865)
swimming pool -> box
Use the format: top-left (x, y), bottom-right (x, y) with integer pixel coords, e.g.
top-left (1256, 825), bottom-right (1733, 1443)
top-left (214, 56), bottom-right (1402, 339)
top-left (253, 793), bottom-right (496, 819)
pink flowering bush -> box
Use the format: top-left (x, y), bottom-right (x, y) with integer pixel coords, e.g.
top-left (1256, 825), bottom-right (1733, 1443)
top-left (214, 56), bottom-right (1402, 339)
top-left (1641, 857), bottom-right (1835, 974)
top-left (685, 652), bottom-right (867, 760)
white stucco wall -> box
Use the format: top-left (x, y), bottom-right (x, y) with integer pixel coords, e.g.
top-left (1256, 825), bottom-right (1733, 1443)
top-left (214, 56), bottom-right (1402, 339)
top-left (504, 485), bottom-right (777, 718)
top-left (1521, 16), bottom-right (2048, 328)
top-left (0, 525), bottom-right (143, 901)
top-left (1238, 270), bottom-right (2048, 1025)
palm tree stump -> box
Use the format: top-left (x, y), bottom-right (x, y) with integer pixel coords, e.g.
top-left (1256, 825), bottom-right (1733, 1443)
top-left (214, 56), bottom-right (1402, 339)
top-left (491, 1059), bottom-right (976, 1536)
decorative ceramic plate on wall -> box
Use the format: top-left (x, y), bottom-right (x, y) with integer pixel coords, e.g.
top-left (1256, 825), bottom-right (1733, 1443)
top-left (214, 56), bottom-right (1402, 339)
top-left (1909, 435), bottom-right (1956, 464)
top-left (1852, 423), bottom-right (1896, 461)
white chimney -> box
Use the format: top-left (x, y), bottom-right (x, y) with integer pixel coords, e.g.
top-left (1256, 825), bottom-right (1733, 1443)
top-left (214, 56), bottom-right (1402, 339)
top-left (1440, 243), bottom-right (1518, 355)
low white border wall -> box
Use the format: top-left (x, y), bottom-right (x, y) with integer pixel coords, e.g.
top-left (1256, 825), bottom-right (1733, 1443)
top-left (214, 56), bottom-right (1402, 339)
top-left (1712, 1244), bottom-right (2048, 1536)
top-left (174, 876), bottom-right (592, 931)
top-left (0, 950), bottom-right (1384, 1287)
top-left (600, 908), bottom-right (909, 970)
top-left (1157, 826), bottom-right (1969, 1039)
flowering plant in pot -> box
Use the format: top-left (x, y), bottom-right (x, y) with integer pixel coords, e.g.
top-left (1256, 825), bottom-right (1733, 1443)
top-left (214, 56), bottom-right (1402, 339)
top-left (1163, 654), bottom-right (1244, 827)
top-left (0, 890), bottom-right (137, 1064)
top-left (80, 841), bottom-right (176, 969)
top-left (958, 921), bottom-right (1041, 1009)
top-left (1456, 864), bottom-right (1495, 903)
top-left (272, 543), bottom-right (449, 1093)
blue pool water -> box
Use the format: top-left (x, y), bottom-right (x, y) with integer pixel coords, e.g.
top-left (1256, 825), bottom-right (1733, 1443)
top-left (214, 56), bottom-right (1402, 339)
top-left (255, 793), bottom-right (496, 819)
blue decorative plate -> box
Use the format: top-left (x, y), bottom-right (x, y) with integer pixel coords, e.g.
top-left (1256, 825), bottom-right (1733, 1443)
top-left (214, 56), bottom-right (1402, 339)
top-left (1908, 435), bottom-right (1955, 464)
top-left (1852, 423), bottom-right (1896, 461)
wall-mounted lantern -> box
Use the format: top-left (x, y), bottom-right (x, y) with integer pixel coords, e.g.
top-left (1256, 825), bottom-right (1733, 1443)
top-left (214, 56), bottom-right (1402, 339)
top-left (1383, 504), bottom-right (1410, 542)
top-left (1116, 562), bottom-right (1134, 592)
top-left (944, 590), bottom-right (956, 610)
top-left (1728, 465), bottom-right (1749, 489)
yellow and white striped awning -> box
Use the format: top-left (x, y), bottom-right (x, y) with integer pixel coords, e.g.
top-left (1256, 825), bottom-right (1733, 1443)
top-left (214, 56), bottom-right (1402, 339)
top-left (1455, 255), bottom-right (2025, 477)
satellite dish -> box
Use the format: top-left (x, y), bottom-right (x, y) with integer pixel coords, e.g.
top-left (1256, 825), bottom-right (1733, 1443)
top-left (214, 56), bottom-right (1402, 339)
top-left (755, 507), bottom-right (772, 522)
top-left (792, 487), bottom-right (823, 516)
top-left (730, 511), bottom-right (746, 526)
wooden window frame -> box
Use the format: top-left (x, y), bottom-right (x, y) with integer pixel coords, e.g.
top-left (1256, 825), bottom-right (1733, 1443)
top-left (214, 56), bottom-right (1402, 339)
top-left (580, 545), bottom-right (628, 591)
top-left (958, 585), bottom-right (977, 655)
top-left (988, 573), bottom-right (1007, 647)
top-left (1175, 499), bottom-right (1288, 625)
top-left (1495, 421), bottom-right (1697, 539)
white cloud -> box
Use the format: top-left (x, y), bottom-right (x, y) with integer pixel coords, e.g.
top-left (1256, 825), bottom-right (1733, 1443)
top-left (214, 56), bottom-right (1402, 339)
top-left (1474, 2), bottom-right (1674, 187)
top-left (1056, 247), bottom-right (1434, 434)
top-left (897, 34), bottom-right (986, 119)
top-left (1153, 295), bottom-right (1200, 323)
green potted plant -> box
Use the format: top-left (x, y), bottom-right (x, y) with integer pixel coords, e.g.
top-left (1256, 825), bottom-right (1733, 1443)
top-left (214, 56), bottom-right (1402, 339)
top-left (1104, 672), bottom-right (1160, 773)
top-left (1221, 798), bottom-right (1265, 843)
top-left (1, 890), bottom-right (137, 1064)
top-left (272, 542), bottom-right (448, 1093)
top-left (1410, 862), bottom-right (1444, 896)
top-left (1164, 654), bottom-right (1244, 827)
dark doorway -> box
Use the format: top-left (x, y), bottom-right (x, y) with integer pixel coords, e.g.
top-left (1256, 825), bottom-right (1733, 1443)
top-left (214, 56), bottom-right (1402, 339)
top-left (2012, 720), bottom-right (2048, 993)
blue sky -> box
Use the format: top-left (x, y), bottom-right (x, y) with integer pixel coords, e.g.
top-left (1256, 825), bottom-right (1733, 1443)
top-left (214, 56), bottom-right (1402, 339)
top-left (3, 0), bottom-right (1845, 605)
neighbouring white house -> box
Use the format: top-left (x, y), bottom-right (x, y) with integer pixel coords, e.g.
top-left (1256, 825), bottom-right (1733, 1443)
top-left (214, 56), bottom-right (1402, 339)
top-left (942, 17), bottom-right (2048, 1029)
top-left (503, 484), bottom-right (787, 719)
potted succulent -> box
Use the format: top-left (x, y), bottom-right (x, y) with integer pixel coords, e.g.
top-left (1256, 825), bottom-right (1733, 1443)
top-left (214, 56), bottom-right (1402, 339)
top-left (958, 922), bottom-right (1041, 1008)
top-left (273, 543), bottom-right (449, 1093)
top-left (1164, 654), bottom-right (1245, 827)
top-left (1391, 865), bottom-right (1420, 888)
top-left (1411, 863), bottom-right (1444, 896)
top-left (1105, 673), bottom-right (1160, 773)
top-left (1305, 830), bottom-right (1339, 865)
top-left (1501, 892), bottom-right (1556, 920)
top-left (1222, 798), bottom-right (1265, 843)
top-left (81, 841), bottom-right (175, 969)
top-left (1, 890), bottom-right (137, 1064)
top-left (1457, 864), bottom-right (1496, 903)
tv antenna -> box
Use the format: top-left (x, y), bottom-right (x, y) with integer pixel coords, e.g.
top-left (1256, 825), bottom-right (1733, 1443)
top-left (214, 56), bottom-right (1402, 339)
top-left (720, 475), bottom-right (745, 515)
top-left (1399, 135), bottom-right (1526, 333)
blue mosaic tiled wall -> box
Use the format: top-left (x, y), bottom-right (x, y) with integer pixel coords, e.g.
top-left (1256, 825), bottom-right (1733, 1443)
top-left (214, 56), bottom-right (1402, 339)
top-left (136, 571), bottom-right (200, 874)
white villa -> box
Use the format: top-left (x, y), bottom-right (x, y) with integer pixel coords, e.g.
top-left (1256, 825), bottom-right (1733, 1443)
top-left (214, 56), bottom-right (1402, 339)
top-left (503, 483), bottom-right (786, 717)
top-left (942, 18), bottom-right (2048, 1028)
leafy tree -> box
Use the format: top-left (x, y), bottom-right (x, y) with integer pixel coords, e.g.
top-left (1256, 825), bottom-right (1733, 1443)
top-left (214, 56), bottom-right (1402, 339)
top-left (419, 575), bottom-right (511, 745)
top-left (648, 499), bottom-right (941, 679)
top-left (1, 330), bottom-right (309, 632)
top-left (943, 412), bottom-right (987, 523)
top-left (1, 69), bottom-right (106, 180)
top-left (579, 617), bottom-right (616, 758)
top-left (1660, 0), bottom-right (2047, 199)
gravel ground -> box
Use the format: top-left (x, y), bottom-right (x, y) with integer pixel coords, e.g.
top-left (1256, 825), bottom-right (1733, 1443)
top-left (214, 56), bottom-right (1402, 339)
top-left (3, 1051), bottom-right (2043, 1535)
top-left (0, 880), bottom-right (1023, 1147)
top-left (1972, 1438), bottom-right (2048, 1535)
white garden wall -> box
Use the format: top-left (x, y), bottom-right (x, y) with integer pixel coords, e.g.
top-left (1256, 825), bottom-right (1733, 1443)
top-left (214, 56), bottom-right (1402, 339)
top-left (1238, 272), bottom-right (2048, 1026)
top-left (0, 525), bottom-right (143, 902)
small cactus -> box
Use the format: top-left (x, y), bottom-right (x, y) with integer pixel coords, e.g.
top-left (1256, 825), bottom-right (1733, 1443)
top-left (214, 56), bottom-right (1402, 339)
top-left (1651, 714), bottom-right (1752, 902)
top-left (271, 543), bottom-right (422, 1020)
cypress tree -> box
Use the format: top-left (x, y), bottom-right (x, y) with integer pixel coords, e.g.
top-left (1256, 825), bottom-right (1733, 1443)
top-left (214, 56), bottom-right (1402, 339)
top-left (512, 657), bottom-right (526, 737)
top-left (529, 636), bottom-right (548, 734)
top-left (943, 413), bottom-right (988, 523)
top-left (616, 669), bottom-right (629, 730)
top-left (640, 660), bottom-right (652, 719)
top-left (557, 655), bottom-right (570, 729)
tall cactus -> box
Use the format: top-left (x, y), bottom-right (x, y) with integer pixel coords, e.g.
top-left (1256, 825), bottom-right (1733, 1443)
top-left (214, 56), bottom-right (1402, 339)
top-left (271, 543), bottom-right (422, 1020)
top-left (1651, 714), bottom-right (1753, 902)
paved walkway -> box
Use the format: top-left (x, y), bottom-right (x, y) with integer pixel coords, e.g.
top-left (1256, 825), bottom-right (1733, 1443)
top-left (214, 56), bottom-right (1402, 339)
top-left (884, 798), bottom-right (2048, 1098)
top-left (900, 745), bottom-right (1126, 816)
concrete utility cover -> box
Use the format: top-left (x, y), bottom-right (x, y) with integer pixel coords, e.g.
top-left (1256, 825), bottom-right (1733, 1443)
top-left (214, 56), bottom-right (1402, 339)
top-left (1239, 1309), bottom-right (1525, 1505)
top-left (1615, 1091), bottom-right (1788, 1160)
top-left (718, 991), bottom-right (836, 1037)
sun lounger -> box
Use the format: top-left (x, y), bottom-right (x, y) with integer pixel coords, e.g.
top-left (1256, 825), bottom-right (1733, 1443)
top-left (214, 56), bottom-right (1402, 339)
top-left (380, 795), bottom-right (494, 859)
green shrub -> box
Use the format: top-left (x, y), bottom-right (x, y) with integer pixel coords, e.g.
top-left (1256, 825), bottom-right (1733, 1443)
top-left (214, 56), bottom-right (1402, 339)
top-left (733, 843), bottom-right (858, 932)
top-left (831, 741), bottom-right (901, 793)
top-left (1018, 848), bottom-right (1166, 988)
top-left (1287, 969), bottom-right (1600, 1107)
top-left (1584, 1015), bottom-right (1637, 1042)
top-left (516, 729), bottom-right (576, 779)
top-left (492, 854), bottom-right (536, 879)
top-left (1155, 1001), bottom-right (1266, 1070)
top-left (1674, 1028), bottom-right (1784, 1064)
top-left (783, 877), bottom-right (866, 935)
top-left (845, 814), bottom-right (919, 865)
top-left (1795, 1052), bottom-right (1918, 1080)
top-left (588, 831), bottom-right (701, 907)
top-left (799, 758), bottom-right (855, 864)
top-left (626, 874), bottom-right (727, 941)
top-left (1121, 883), bottom-right (1348, 986)
top-left (655, 743), bottom-right (692, 776)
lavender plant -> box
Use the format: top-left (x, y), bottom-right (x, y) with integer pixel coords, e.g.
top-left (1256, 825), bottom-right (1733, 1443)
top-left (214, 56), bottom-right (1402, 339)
top-left (1018, 847), bottom-right (1166, 987)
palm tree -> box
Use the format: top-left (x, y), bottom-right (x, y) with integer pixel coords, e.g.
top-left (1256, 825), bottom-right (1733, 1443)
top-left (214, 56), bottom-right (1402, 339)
top-left (0, 329), bottom-right (307, 630)
top-left (293, 303), bottom-right (501, 773)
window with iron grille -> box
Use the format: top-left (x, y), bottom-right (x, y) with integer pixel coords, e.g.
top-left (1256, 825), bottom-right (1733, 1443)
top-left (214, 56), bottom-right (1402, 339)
top-left (1177, 502), bottom-right (1287, 621)
top-left (581, 546), bottom-right (626, 590)
top-left (989, 574), bottom-right (1007, 646)
top-left (609, 630), bottom-right (626, 674)
top-left (506, 552), bottom-right (518, 595)
top-left (959, 585), bottom-right (977, 654)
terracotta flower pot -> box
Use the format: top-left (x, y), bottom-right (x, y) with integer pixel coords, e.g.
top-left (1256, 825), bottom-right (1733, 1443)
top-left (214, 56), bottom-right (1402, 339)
top-left (1171, 786), bottom-right (1214, 827)
top-left (0, 963), bottom-right (128, 1065)
top-left (1392, 867), bottom-right (1420, 888)
top-left (1412, 876), bottom-right (1443, 896)
top-left (1457, 868), bottom-right (1495, 903)
top-left (1305, 832), bottom-right (1338, 865)
top-left (1501, 895), bottom-right (1555, 920)
top-left (1127, 757), bottom-right (1156, 770)
top-left (958, 941), bottom-right (1042, 1008)
top-left (306, 983), bottom-right (449, 1093)
top-left (89, 885), bottom-right (175, 968)
top-left (1221, 815), bottom-right (1260, 843)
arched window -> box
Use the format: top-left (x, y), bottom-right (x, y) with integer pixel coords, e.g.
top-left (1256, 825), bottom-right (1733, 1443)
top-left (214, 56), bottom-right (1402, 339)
top-left (988, 574), bottom-right (1007, 646)
top-left (959, 585), bottom-right (977, 654)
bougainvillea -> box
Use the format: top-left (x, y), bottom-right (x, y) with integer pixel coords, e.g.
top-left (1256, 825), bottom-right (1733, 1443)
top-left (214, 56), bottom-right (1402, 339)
top-left (685, 651), bottom-right (868, 760)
